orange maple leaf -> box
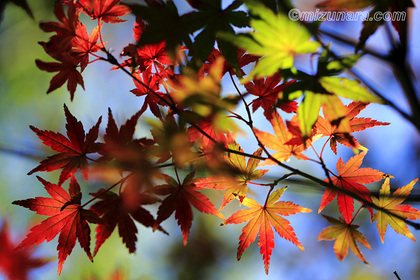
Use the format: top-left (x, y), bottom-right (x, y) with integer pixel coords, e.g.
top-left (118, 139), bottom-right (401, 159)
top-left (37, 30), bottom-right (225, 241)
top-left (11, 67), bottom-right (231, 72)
top-left (371, 177), bottom-right (420, 243)
top-left (316, 102), bottom-right (390, 154)
top-left (222, 187), bottom-right (311, 274)
top-left (254, 112), bottom-right (309, 165)
top-left (318, 150), bottom-right (384, 223)
top-left (318, 215), bottom-right (371, 265)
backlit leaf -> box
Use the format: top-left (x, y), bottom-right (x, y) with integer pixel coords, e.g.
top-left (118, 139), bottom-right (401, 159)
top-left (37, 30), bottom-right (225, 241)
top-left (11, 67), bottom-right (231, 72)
top-left (219, 1), bottom-right (320, 82)
top-left (318, 215), bottom-right (371, 265)
top-left (12, 177), bottom-right (100, 275)
top-left (223, 187), bottom-right (311, 274)
top-left (371, 177), bottom-right (420, 243)
top-left (319, 151), bottom-right (384, 223)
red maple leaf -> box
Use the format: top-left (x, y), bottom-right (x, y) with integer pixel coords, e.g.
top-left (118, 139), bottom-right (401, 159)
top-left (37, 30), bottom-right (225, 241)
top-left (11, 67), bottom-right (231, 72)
top-left (72, 22), bottom-right (105, 71)
top-left (36, 53), bottom-right (85, 101)
top-left (318, 151), bottom-right (384, 223)
top-left (12, 177), bottom-right (101, 275)
top-left (131, 71), bottom-right (167, 119)
top-left (117, 18), bottom-right (175, 75)
top-left (99, 108), bottom-right (145, 161)
top-left (0, 221), bottom-right (50, 280)
top-left (28, 104), bottom-right (102, 185)
top-left (222, 187), bottom-right (312, 274)
top-left (78, 0), bottom-right (131, 23)
top-left (152, 171), bottom-right (224, 245)
top-left (137, 41), bottom-right (172, 73)
top-left (244, 72), bottom-right (297, 120)
top-left (316, 102), bottom-right (390, 154)
top-left (39, 1), bottom-right (80, 53)
top-left (89, 184), bottom-right (164, 255)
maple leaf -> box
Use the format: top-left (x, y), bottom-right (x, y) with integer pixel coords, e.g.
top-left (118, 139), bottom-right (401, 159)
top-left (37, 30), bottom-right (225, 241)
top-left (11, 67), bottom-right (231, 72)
top-left (136, 41), bottom-right (172, 73)
top-left (127, 1), bottom-right (192, 59)
top-left (28, 104), bottom-right (102, 185)
top-left (316, 101), bottom-right (390, 154)
top-left (131, 71), bottom-right (166, 119)
top-left (281, 51), bottom-right (383, 139)
top-left (319, 77), bottom-right (383, 104)
top-left (223, 187), bottom-right (312, 274)
top-left (89, 185), bottom-right (164, 255)
top-left (0, 220), bottom-right (50, 280)
top-left (78, 0), bottom-right (131, 23)
top-left (219, 1), bottom-right (320, 82)
top-left (196, 142), bottom-right (269, 210)
top-left (152, 171), bottom-right (225, 245)
top-left (72, 22), bottom-right (105, 71)
top-left (99, 108), bottom-right (144, 161)
top-left (318, 215), bottom-right (371, 265)
top-left (254, 112), bottom-right (310, 165)
top-left (12, 177), bottom-right (101, 275)
top-left (318, 151), bottom-right (384, 223)
top-left (185, 0), bottom-right (250, 63)
top-left (371, 177), bottom-right (420, 243)
top-left (39, 1), bottom-right (80, 53)
top-left (35, 53), bottom-right (85, 101)
top-left (118, 18), bottom-right (180, 74)
top-left (244, 72), bottom-right (297, 120)
top-left (296, 84), bottom-right (380, 140)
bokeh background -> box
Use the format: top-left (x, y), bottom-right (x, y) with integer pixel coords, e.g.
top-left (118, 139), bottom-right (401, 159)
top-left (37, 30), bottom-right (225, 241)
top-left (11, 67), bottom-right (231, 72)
top-left (1, 0), bottom-right (420, 279)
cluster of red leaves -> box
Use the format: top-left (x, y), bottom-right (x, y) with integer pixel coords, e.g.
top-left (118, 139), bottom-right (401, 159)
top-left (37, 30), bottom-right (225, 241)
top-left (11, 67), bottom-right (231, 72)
top-left (21, 0), bottom-right (420, 276)
top-left (18, 100), bottom-right (395, 273)
top-left (16, 104), bottom-right (231, 274)
top-left (36, 0), bottom-right (130, 100)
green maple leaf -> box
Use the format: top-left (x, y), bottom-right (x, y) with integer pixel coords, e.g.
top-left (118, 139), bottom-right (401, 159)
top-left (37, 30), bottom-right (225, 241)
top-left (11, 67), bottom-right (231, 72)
top-left (219, 0), bottom-right (320, 82)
